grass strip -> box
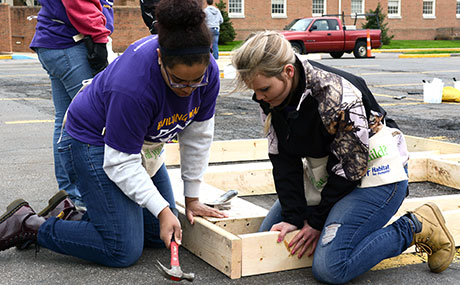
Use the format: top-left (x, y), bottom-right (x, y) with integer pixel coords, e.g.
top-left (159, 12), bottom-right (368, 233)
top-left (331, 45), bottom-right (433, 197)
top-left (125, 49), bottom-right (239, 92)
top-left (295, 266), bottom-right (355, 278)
top-left (382, 40), bottom-right (460, 49)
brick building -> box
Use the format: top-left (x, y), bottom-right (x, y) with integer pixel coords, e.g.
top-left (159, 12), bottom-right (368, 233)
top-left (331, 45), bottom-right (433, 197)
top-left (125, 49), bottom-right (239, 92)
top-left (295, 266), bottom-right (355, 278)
top-left (0, 0), bottom-right (459, 54)
top-left (221, 0), bottom-right (460, 41)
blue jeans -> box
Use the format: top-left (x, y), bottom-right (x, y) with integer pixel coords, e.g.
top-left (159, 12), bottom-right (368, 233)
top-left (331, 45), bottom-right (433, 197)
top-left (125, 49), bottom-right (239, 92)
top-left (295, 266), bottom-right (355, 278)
top-left (37, 137), bottom-right (176, 267)
top-left (35, 43), bottom-right (94, 207)
top-left (260, 179), bottom-right (412, 284)
top-left (210, 27), bottom-right (220, 60)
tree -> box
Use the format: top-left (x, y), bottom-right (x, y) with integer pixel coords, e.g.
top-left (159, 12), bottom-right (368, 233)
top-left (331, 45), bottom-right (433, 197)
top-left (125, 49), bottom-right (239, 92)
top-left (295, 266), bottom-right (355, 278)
top-left (216, 0), bottom-right (236, 44)
top-left (362, 2), bottom-right (394, 45)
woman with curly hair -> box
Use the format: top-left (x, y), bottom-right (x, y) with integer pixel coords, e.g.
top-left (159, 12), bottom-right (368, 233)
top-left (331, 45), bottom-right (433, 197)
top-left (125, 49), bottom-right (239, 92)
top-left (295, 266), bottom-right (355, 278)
top-left (0, 0), bottom-right (225, 267)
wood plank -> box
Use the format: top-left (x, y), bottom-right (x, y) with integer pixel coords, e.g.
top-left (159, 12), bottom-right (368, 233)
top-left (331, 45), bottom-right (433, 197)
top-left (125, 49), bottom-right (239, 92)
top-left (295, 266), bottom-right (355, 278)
top-left (203, 162), bottom-right (275, 196)
top-left (239, 208), bottom-right (460, 276)
top-left (395, 194), bottom-right (460, 216)
top-left (408, 150), bottom-right (441, 182)
top-left (168, 168), bottom-right (268, 221)
top-left (214, 217), bottom-right (265, 235)
top-left (177, 206), bottom-right (243, 279)
top-left (240, 230), bottom-right (312, 277)
top-left (427, 158), bottom-right (460, 190)
top-left (165, 139), bottom-right (268, 166)
top-left (405, 135), bottom-right (460, 154)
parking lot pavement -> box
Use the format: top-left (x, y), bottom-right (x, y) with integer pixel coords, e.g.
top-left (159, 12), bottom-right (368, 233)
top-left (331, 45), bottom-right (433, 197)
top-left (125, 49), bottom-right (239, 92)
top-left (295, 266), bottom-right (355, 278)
top-left (1, 54), bottom-right (460, 284)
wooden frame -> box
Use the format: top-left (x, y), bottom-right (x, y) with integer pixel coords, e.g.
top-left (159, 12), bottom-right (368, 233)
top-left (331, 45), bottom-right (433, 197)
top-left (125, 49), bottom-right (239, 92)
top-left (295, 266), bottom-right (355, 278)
top-left (165, 136), bottom-right (460, 279)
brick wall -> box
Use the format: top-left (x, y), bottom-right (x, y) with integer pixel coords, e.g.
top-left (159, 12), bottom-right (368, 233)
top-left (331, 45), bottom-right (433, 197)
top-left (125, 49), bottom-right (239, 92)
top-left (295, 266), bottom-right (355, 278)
top-left (0, 4), bottom-right (12, 53)
top-left (1, 1), bottom-right (459, 54)
top-left (111, 7), bottom-right (151, 52)
top-left (4, 6), bottom-right (150, 53)
top-left (10, 6), bottom-right (40, 52)
top-left (222, 0), bottom-right (460, 41)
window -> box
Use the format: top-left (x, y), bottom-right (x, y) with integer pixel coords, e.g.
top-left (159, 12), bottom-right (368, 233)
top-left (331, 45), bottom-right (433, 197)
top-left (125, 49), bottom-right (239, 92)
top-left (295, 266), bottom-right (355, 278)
top-left (457, 0), bottom-right (460, 18)
top-left (312, 0), bottom-right (326, 16)
top-left (423, 0), bottom-right (435, 18)
top-left (311, 19), bottom-right (329, 31)
top-left (351, 0), bottom-right (364, 15)
top-left (271, 0), bottom-right (286, 18)
top-left (228, 0), bottom-right (244, 18)
top-left (388, 0), bottom-right (401, 18)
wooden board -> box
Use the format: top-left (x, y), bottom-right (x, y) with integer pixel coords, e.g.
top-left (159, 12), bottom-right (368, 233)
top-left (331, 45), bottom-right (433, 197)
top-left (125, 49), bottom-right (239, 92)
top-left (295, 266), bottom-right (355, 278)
top-left (405, 135), bottom-right (460, 154)
top-left (203, 162), bottom-right (275, 196)
top-left (177, 206), bottom-right (242, 279)
top-left (427, 158), bottom-right (460, 190)
top-left (165, 138), bottom-right (268, 166)
top-left (240, 230), bottom-right (312, 277)
top-left (164, 136), bottom-right (460, 278)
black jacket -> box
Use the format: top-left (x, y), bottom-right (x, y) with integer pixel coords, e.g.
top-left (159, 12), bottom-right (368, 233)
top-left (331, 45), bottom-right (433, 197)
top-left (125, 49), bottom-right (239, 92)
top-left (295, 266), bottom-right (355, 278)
top-left (254, 58), bottom-right (396, 230)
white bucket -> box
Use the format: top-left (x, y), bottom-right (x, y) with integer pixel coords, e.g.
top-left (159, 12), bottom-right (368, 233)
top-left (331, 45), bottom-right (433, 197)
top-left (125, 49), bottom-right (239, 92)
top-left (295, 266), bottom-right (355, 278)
top-left (423, 78), bottom-right (444, 103)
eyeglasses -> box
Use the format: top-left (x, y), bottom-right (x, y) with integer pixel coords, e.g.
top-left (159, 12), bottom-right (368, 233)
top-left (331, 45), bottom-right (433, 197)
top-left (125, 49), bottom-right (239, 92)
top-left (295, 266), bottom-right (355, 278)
top-left (162, 65), bottom-right (209, 89)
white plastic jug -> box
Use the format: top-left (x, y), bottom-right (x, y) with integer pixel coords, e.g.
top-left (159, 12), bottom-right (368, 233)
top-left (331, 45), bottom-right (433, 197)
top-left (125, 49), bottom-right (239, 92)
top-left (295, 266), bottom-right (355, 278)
top-left (454, 81), bottom-right (460, 92)
top-left (423, 78), bottom-right (444, 104)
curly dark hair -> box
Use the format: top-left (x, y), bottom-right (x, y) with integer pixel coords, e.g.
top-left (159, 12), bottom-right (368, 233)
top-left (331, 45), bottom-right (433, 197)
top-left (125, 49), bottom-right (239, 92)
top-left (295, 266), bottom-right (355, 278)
top-left (156, 0), bottom-right (211, 67)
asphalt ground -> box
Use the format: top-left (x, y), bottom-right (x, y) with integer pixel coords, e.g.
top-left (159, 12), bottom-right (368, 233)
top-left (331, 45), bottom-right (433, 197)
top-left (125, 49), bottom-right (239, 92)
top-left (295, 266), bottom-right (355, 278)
top-left (0, 52), bottom-right (460, 284)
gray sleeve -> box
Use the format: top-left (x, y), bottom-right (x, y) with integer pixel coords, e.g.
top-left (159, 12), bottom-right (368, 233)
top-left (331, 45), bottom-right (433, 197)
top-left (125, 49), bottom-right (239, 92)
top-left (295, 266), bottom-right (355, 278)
top-left (103, 144), bottom-right (169, 217)
top-left (177, 117), bottom-right (214, 198)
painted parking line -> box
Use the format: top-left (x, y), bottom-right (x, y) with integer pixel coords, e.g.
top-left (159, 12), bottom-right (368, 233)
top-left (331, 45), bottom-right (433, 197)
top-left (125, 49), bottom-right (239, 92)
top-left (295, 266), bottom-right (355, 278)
top-left (0, 98), bottom-right (45, 101)
top-left (4, 119), bottom-right (53, 124)
top-left (359, 70), bottom-right (460, 76)
top-left (0, 73), bottom-right (48, 78)
top-left (332, 64), bottom-right (380, 68)
top-left (373, 93), bottom-right (422, 102)
top-left (399, 54), bottom-right (452, 58)
top-left (372, 248), bottom-right (460, 271)
top-left (370, 83), bottom-right (421, 88)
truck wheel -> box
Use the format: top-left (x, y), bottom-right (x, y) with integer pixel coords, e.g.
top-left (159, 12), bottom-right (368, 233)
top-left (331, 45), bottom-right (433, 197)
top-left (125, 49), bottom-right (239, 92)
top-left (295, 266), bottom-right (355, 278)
top-left (353, 41), bottom-right (367, 58)
top-left (291, 42), bottom-right (303, 54)
top-left (330, 52), bottom-right (344, 59)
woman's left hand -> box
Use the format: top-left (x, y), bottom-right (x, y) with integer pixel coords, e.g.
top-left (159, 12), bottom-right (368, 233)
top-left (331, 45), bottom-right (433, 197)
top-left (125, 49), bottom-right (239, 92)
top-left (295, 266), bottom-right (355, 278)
top-left (289, 221), bottom-right (321, 258)
top-left (185, 197), bottom-right (228, 224)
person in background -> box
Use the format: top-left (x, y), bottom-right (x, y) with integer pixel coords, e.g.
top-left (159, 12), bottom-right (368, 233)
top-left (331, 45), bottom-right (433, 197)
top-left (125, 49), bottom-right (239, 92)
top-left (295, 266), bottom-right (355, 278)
top-left (232, 31), bottom-right (455, 284)
top-left (140, 0), bottom-right (160, 34)
top-left (0, 0), bottom-right (226, 266)
top-left (204, 0), bottom-right (223, 60)
top-left (29, 0), bottom-right (114, 208)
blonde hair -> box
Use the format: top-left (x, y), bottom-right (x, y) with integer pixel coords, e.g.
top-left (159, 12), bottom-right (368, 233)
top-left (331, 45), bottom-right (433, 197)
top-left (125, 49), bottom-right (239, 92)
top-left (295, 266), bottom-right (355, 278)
top-left (231, 31), bottom-right (296, 91)
top-left (231, 31), bottom-right (295, 135)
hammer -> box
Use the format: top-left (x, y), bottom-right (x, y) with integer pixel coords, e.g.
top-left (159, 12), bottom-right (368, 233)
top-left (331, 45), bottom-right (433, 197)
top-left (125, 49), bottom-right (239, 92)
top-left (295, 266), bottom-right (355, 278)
top-left (156, 237), bottom-right (195, 282)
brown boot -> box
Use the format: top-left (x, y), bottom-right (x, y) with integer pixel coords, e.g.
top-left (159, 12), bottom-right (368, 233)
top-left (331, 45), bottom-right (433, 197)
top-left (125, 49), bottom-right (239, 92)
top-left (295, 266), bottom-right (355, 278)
top-left (16, 191), bottom-right (85, 250)
top-left (409, 202), bottom-right (455, 273)
top-left (0, 199), bottom-right (45, 251)
top-left (37, 190), bottom-right (85, 221)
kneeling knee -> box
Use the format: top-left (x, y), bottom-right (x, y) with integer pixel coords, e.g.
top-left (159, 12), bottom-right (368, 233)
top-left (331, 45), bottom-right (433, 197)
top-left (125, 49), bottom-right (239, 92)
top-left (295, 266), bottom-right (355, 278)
top-left (107, 242), bottom-right (143, 267)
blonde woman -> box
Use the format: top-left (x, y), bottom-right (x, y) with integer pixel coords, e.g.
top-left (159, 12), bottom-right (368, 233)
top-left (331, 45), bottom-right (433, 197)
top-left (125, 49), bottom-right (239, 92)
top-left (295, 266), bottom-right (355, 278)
top-left (232, 31), bottom-right (454, 283)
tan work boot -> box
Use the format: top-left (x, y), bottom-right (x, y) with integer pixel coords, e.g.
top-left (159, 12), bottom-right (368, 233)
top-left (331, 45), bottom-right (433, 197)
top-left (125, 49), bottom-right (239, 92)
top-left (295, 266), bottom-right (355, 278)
top-left (409, 202), bottom-right (455, 273)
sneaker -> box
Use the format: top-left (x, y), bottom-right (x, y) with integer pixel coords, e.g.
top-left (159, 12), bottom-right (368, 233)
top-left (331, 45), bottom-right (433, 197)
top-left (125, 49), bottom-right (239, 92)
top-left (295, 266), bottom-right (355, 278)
top-left (409, 202), bottom-right (455, 273)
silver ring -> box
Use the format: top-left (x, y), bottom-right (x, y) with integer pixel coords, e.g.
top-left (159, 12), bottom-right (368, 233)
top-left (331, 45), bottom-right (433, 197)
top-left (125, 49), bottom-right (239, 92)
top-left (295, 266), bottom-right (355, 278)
top-left (301, 237), bottom-right (306, 241)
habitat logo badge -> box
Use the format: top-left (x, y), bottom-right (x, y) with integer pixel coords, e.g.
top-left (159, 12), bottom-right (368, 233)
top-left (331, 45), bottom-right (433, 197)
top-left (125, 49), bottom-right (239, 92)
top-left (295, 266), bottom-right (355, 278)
top-left (365, 164), bottom-right (391, 177)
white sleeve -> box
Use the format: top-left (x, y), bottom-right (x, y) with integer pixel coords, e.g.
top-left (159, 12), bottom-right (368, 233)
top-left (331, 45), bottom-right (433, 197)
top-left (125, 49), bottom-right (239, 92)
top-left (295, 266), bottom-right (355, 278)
top-left (177, 117), bottom-right (214, 198)
top-left (103, 144), bottom-right (169, 217)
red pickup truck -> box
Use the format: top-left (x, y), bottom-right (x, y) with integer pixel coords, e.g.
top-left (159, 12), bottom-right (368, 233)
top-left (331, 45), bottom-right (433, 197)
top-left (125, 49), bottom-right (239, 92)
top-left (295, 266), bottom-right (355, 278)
top-left (279, 17), bottom-right (382, 58)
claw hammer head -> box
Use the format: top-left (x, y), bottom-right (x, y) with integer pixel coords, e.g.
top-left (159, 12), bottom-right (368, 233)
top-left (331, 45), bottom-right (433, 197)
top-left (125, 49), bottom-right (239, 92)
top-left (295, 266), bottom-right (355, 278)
top-left (156, 240), bottom-right (195, 282)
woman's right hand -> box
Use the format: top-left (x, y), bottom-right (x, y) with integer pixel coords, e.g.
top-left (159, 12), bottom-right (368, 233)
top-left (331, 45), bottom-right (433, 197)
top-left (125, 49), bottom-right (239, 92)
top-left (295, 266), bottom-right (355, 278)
top-left (158, 207), bottom-right (182, 248)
